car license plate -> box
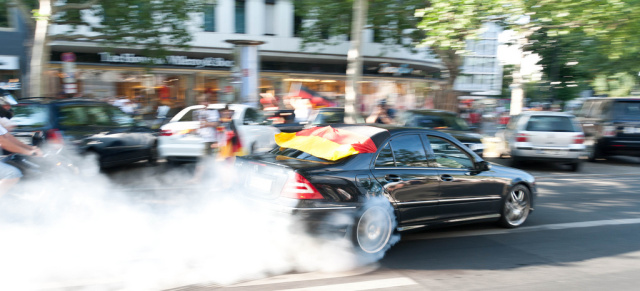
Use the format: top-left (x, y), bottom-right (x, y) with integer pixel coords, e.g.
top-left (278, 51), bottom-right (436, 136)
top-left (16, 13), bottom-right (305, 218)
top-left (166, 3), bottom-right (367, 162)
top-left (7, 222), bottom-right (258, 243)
top-left (249, 176), bottom-right (272, 191)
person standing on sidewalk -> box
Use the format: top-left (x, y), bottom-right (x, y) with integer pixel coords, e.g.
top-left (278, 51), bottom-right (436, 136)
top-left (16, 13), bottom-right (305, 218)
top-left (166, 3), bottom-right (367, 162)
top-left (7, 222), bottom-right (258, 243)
top-left (189, 97), bottom-right (220, 183)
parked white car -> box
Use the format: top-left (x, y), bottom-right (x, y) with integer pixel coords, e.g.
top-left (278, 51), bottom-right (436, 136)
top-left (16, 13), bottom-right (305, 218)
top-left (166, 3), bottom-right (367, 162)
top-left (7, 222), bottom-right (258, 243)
top-left (497, 111), bottom-right (586, 171)
top-left (158, 104), bottom-right (280, 161)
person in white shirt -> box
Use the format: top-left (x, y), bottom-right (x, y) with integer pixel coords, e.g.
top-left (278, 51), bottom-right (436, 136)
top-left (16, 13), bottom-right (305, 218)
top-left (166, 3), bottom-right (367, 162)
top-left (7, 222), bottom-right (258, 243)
top-left (189, 97), bottom-right (220, 183)
top-left (0, 123), bottom-right (43, 197)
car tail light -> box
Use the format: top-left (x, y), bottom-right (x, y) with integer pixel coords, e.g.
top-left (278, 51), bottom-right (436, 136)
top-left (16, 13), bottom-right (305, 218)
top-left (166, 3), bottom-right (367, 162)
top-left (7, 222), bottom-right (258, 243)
top-left (573, 134), bottom-right (585, 144)
top-left (602, 126), bottom-right (616, 137)
top-left (281, 173), bottom-right (324, 200)
top-left (160, 129), bottom-right (173, 136)
top-left (515, 133), bottom-right (528, 142)
top-left (46, 129), bottom-right (64, 144)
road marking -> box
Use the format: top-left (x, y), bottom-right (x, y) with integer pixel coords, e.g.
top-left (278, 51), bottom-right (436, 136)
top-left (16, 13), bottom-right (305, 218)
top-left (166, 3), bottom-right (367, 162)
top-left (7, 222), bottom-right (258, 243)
top-left (405, 218), bottom-right (640, 241)
top-left (231, 264), bottom-right (380, 287)
top-left (275, 277), bottom-right (418, 291)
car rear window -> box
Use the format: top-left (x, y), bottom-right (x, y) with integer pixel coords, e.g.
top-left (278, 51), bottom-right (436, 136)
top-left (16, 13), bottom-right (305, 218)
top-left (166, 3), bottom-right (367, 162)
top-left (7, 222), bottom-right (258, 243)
top-left (312, 111), bottom-right (345, 124)
top-left (525, 116), bottom-right (579, 132)
top-left (11, 104), bottom-right (49, 128)
top-left (269, 147), bottom-right (339, 163)
top-left (613, 101), bottom-right (640, 120)
top-left (410, 114), bottom-right (470, 131)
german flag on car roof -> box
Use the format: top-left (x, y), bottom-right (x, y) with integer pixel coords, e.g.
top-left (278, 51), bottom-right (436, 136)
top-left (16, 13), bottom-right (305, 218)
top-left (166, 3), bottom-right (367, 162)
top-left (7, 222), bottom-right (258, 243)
top-left (275, 126), bottom-right (378, 161)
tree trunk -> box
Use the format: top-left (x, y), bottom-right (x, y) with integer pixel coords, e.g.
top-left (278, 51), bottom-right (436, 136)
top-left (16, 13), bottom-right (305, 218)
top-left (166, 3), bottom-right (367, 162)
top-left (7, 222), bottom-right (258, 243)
top-left (29, 0), bottom-right (52, 97)
top-left (433, 49), bottom-right (462, 113)
top-left (344, 0), bottom-right (367, 124)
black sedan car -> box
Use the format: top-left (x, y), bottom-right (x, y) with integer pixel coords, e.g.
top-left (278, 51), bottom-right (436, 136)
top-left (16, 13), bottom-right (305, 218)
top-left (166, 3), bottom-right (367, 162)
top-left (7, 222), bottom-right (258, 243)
top-left (10, 98), bottom-right (158, 169)
top-left (397, 109), bottom-right (485, 157)
top-left (236, 125), bottom-right (535, 255)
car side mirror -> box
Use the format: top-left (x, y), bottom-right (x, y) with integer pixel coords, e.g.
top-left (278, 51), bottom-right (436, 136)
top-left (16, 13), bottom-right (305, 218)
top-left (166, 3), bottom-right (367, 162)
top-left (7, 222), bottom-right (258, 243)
top-left (475, 160), bottom-right (490, 172)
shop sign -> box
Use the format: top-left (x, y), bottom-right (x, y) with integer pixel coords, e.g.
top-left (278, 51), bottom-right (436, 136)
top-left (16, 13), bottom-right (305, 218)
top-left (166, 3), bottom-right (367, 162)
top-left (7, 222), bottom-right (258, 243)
top-left (98, 52), bottom-right (234, 68)
top-left (378, 63), bottom-right (413, 76)
top-left (0, 55), bottom-right (19, 70)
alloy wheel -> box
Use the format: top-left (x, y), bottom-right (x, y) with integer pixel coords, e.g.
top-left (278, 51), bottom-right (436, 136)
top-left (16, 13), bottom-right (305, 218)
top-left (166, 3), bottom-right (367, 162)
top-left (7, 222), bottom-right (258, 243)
top-left (356, 206), bottom-right (393, 254)
top-left (503, 187), bottom-right (530, 227)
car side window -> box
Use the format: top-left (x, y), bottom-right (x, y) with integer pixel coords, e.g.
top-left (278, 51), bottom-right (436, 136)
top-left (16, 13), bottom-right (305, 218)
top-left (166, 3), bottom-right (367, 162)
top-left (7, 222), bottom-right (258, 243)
top-left (59, 106), bottom-right (89, 126)
top-left (389, 135), bottom-right (429, 167)
top-left (375, 143), bottom-right (395, 167)
top-left (86, 106), bottom-right (111, 126)
top-left (427, 136), bottom-right (474, 169)
top-left (244, 108), bottom-right (264, 124)
top-left (108, 106), bottom-right (135, 127)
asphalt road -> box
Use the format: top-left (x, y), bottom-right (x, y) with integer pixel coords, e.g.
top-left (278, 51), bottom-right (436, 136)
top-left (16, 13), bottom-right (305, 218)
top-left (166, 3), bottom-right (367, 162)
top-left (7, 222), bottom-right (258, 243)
top-left (85, 155), bottom-right (640, 291)
top-left (23, 155), bottom-right (638, 291)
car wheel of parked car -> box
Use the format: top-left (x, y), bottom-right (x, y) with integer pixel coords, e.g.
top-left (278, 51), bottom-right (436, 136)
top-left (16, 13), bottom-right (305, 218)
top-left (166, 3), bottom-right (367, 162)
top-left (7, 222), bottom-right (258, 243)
top-left (569, 161), bottom-right (582, 172)
top-left (352, 204), bottom-right (394, 255)
top-left (588, 144), bottom-right (603, 162)
top-left (80, 151), bottom-right (102, 176)
top-left (498, 184), bottom-right (531, 228)
top-left (148, 143), bottom-right (158, 165)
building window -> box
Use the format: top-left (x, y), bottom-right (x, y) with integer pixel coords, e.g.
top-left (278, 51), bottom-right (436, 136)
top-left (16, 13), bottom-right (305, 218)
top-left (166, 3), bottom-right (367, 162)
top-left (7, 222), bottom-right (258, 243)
top-left (0, 4), bottom-right (10, 27)
top-left (204, 3), bottom-right (216, 32)
top-left (235, 0), bottom-right (246, 34)
top-left (264, 0), bottom-right (275, 35)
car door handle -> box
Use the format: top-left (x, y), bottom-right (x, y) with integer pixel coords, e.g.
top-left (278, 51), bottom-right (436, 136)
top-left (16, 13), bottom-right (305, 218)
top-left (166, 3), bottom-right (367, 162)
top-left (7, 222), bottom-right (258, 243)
top-left (440, 174), bottom-right (454, 182)
top-left (385, 174), bottom-right (402, 182)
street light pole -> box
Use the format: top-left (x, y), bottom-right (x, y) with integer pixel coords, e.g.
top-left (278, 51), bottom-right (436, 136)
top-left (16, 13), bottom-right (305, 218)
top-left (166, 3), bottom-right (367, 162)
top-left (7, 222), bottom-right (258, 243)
top-left (225, 40), bottom-right (265, 106)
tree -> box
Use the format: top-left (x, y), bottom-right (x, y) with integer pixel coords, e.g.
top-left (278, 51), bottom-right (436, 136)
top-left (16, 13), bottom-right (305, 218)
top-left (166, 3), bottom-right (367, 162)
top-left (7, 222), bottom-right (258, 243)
top-left (294, 0), bottom-right (428, 122)
top-left (14, 0), bottom-right (202, 97)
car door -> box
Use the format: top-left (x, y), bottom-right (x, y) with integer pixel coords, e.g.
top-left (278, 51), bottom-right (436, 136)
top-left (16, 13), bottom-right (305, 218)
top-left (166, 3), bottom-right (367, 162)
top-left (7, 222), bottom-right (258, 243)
top-left (236, 107), bottom-right (277, 153)
top-left (369, 134), bottom-right (441, 225)
top-left (107, 105), bottom-right (154, 161)
top-left (424, 134), bottom-right (502, 219)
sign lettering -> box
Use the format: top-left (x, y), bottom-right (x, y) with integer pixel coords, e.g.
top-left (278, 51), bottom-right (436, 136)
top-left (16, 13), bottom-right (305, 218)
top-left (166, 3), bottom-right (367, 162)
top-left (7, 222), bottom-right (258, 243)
top-left (98, 52), bottom-right (234, 68)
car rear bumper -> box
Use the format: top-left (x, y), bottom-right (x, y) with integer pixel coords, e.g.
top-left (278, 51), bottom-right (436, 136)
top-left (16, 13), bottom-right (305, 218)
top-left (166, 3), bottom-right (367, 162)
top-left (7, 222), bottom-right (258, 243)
top-left (512, 146), bottom-right (585, 162)
top-left (158, 141), bottom-right (205, 158)
top-left (598, 138), bottom-right (640, 157)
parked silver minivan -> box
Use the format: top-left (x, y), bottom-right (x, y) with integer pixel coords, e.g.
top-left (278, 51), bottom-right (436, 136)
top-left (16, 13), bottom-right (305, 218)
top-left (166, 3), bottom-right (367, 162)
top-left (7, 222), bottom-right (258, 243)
top-left (497, 111), bottom-right (586, 171)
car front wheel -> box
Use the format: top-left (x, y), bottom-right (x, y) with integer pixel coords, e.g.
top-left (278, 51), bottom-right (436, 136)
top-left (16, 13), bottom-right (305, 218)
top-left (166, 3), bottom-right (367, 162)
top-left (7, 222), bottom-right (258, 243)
top-left (498, 184), bottom-right (531, 228)
top-left (352, 205), bottom-right (394, 255)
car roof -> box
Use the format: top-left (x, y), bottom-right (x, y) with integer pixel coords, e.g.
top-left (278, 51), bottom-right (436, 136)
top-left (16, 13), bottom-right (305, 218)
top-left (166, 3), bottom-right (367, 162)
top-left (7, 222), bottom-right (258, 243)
top-left (518, 111), bottom-right (575, 117)
top-left (406, 109), bottom-right (456, 115)
top-left (316, 107), bottom-right (345, 112)
top-left (327, 124), bottom-right (452, 147)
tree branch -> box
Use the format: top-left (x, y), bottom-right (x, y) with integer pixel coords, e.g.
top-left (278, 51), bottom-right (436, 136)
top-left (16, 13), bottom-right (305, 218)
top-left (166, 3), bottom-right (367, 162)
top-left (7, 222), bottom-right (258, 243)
top-left (52, 0), bottom-right (100, 14)
top-left (50, 34), bottom-right (106, 41)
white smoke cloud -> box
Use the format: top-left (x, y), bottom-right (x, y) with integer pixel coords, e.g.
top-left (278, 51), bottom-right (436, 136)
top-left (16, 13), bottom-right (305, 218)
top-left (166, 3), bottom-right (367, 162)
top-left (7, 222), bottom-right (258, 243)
top-left (0, 152), bottom-right (399, 291)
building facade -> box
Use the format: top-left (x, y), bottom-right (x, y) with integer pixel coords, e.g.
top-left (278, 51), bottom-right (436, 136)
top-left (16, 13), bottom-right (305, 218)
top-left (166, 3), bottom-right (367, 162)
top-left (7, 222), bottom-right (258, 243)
top-left (45, 0), bottom-right (443, 114)
top-left (454, 22), bottom-right (504, 98)
top-left (0, 3), bottom-right (31, 98)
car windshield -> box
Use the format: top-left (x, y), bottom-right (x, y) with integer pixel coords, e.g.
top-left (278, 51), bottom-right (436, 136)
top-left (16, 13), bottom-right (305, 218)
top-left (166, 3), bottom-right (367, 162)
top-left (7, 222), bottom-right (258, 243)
top-left (11, 104), bottom-right (49, 128)
top-left (613, 101), bottom-right (640, 120)
top-left (525, 116), bottom-right (579, 132)
top-left (410, 113), bottom-right (470, 131)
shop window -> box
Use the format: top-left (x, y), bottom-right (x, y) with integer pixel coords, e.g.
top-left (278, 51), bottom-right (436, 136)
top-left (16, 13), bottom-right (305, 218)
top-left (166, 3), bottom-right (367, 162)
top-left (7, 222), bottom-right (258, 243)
top-left (235, 0), bottom-right (246, 34)
top-left (204, 3), bottom-right (216, 32)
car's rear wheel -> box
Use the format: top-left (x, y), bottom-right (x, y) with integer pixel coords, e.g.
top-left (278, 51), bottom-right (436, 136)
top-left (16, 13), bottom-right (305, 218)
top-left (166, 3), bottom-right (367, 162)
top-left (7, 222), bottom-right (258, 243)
top-left (353, 205), bottom-right (394, 255)
top-left (498, 184), bottom-right (531, 228)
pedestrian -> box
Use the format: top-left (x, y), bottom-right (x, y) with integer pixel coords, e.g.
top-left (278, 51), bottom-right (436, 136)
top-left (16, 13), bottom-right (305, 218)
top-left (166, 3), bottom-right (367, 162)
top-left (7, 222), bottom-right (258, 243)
top-left (0, 90), bottom-right (16, 119)
top-left (189, 97), bottom-right (220, 183)
top-left (216, 104), bottom-right (244, 161)
top-left (366, 99), bottom-right (395, 124)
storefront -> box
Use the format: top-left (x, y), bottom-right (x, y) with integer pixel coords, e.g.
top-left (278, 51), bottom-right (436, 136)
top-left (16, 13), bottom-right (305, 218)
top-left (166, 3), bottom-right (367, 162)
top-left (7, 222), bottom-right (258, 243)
top-left (47, 49), bottom-right (441, 115)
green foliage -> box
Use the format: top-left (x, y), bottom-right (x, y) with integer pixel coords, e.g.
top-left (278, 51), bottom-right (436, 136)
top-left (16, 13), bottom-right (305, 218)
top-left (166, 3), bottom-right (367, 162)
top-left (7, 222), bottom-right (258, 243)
top-left (21, 0), bottom-right (202, 59)
top-left (294, 0), bottom-right (426, 51)
top-left (593, 73), bottom-right (637, 97)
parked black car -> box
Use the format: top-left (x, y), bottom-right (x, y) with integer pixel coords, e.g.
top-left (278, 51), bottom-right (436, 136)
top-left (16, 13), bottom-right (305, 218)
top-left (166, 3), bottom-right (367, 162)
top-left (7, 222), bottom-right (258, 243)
top-left (397, 109), bottom-right (485, 157)
top-left (10, 98), bottom-right (158, 169)
top-left (576, 97), bottom-right (640, 161)
top-left (236, 125), bottom-right (536, 255)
